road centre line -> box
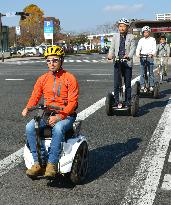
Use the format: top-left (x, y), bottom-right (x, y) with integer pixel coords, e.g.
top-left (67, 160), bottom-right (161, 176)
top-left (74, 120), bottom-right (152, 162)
top-left (0, 74), bottom-right (140, 178)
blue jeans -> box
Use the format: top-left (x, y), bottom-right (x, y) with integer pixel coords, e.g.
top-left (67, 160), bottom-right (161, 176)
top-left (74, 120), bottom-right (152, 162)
top-left (26, 116), bottom-right (76, 164)
top-left (140, 58), bottom-right (155, 87)
top-left (114, 62), bottom-right (132, 103)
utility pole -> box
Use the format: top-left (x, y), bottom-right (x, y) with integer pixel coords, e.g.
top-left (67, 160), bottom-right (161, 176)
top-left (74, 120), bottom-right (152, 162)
top-left (0, 13), bottom-right (5, 62)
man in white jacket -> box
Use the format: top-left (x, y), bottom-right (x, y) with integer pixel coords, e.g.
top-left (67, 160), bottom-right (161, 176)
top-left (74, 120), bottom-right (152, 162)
top-left (136, 26), bottom-right (156, 91)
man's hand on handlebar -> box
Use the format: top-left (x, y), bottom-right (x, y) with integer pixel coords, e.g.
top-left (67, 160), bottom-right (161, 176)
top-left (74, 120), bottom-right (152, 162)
top-left (48, 115), bottom-right (61, 127)
top-left (123, 54), bottom-right (130, 61)
top-left (148, 54), bottom-right (153, 58)
top-left (107, 53), bottom-right (114, 62)
top-left (22, 108), bottom-right (28, 117)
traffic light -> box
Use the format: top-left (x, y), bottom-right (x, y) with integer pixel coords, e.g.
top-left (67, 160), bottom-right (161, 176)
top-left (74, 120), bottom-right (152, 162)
top-left (15, 12), bottom-right (30, 20)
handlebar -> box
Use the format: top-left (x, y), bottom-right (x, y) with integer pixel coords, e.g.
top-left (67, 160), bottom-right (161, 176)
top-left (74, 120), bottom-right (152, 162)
top-left (28, 104), bottom-right (64, 112)
top-left (140, 54), bottom-right (149, 59)
top-left (115, 58), bottom-right (128, 63)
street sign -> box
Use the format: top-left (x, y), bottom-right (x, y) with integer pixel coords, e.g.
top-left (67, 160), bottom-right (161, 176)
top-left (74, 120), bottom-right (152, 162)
top-left (44, 20), bottom-right (53, 39)
top-left (15, 26), bottom-right (21, 35)
top-left (6, 12), bottom-right (16, 17)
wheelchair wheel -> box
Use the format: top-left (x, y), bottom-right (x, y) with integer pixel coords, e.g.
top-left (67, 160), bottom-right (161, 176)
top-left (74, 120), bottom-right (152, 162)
top-left (69, 141), bottom-right (88, 184)
top-left (105, 92), bottom-right (114, 116)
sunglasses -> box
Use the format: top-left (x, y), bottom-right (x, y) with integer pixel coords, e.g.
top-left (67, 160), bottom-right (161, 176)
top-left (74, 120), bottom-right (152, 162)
top-left (46, 58), bottom-right (61, 64)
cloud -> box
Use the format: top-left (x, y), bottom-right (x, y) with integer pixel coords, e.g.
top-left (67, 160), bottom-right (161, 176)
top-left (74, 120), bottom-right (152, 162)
top-left (104, 4), bottom-right (144, 12)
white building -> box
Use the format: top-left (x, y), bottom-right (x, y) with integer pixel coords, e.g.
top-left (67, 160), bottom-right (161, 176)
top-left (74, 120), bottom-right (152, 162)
top-left (156, 13), bottom-right (171, 21)
top-left (87, 33), bottom-right (115, 49)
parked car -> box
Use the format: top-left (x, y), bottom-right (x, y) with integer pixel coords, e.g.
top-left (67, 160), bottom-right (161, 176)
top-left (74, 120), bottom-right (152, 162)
top-left (99, 46), bottom-right (109, 54)
top-left (17, 47), bottom-right (37, 56)
top-left (79, 45), bottom-right (86, 51)
top-left (10, 46), bottom-right (24, 56)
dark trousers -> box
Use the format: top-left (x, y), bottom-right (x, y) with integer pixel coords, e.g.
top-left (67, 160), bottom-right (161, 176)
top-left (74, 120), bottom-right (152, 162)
top-left (114, 62), bottom-right (132, 103)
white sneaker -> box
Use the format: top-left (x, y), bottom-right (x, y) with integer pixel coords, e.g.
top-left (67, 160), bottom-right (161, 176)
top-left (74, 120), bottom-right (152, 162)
top-left (141, 86), bottom-right (144, 91)
top-left (150, 87), bottom-right (154, 92)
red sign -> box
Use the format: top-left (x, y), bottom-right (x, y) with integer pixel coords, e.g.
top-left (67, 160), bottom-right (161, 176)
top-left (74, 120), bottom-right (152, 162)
top-left (151, 27), bottom-right (171, 32)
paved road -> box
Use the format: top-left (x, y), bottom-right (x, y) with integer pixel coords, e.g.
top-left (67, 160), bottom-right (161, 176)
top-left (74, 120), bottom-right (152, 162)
top-left (0, 54), bottom-right (171, 205)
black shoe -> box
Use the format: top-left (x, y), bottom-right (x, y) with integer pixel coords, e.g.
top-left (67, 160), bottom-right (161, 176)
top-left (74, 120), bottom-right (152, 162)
top-left (125, 101), bottom-right (131, 108)
top-left (113, 102), bottom-right (119, 107)
top-left (164, 72), bottom-right (167, 76)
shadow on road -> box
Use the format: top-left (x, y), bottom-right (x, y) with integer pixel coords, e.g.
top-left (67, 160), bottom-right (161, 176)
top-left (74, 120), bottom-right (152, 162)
top-left (138, 88), bottom-right (171, 116)
top-left (46, 138), bottom-right (141, 188)
top-left (85, 137), bottom-right (142, 184)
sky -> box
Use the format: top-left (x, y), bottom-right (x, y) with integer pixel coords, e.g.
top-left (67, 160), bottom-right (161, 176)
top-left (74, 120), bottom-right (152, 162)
top-left (1, 0), bottom-right (171, 33)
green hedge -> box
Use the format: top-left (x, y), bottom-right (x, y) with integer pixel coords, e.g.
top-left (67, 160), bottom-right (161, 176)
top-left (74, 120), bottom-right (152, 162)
top-left (77, 49), bottom-right (99, 54)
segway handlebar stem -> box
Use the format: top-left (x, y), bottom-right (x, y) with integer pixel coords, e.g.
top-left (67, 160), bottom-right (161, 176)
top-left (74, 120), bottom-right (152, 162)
top-left (28, 104), bottom-right (64, 112)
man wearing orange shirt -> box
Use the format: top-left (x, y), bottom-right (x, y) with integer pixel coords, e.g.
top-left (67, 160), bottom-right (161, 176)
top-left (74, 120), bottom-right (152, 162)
top-left (22, 45), bottom-right (79, 178)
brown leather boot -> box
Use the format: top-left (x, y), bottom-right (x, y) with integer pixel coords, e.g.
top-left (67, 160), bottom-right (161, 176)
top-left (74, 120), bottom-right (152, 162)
top-left (44, 163), bottom-right (57, 178)
top-left (26, 163), bottom-right (46, 178)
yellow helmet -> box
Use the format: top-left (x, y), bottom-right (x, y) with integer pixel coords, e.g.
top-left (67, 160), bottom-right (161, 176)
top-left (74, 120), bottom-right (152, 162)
top-left (44, 45), bottom-right (65, 58)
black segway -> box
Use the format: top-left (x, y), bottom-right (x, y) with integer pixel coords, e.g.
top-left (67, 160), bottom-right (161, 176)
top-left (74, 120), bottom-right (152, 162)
top-left (157, 56), bottom-right (168, 83)
top-left (105, 58), bottom-right (139, 117)
top-left (137, 54), bottom-right (160, 98)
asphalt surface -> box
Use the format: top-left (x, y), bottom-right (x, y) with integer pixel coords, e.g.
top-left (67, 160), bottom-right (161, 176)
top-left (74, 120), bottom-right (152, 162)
top-left (0, 54), bottom-right (171, 205)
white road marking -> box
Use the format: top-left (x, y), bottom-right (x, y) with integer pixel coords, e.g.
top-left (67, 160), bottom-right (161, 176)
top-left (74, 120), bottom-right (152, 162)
top-left (91, 74), bottom-right (112, 76)
top-left (168, 152), bottom-right (171, 162)
top-left (0, 74), bottom-right (140, 177)
top-left (2, 59), bottom-right (109, 64)
top-left (83, 60), bottom-right (90, 62)
top-left (5, 79), bottom-right (24, 81)
top-left (120, 97), bottom-right (171, 205)
top-left (0, 148), bottom-right (24, 177)
top-left (86, 80), bottom-right (101, 82)
top-left (161, 174), bottom-right (171, 190)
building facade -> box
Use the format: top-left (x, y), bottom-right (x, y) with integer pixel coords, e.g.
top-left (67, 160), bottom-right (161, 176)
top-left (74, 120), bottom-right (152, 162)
top-left (156, 13), bottom-right (171, 21)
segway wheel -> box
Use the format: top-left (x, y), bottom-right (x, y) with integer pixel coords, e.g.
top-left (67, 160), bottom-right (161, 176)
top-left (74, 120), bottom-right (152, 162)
top-left (105, 93), bottom-right (114, 116)
top-left (153, 82), bottom-right (160, 99)
top-left (135, 81), bottom-right (141, 96)
top-left (131, 95), bottom-right (139, 117)
top-left (69, 141), bottom-right (88, 184)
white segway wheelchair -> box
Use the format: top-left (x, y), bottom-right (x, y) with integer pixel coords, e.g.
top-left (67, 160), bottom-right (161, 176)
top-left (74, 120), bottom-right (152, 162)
top-left (23, 104), bottom-right (88, 184)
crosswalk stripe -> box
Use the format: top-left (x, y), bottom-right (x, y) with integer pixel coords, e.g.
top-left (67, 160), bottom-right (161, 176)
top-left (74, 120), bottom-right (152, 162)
top-left (2, 59), bottom-right (110, 65)
top-left (83, 60), bottom-right (90, 62)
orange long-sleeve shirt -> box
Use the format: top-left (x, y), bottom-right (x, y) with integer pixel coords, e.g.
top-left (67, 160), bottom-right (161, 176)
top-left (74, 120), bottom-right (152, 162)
top-left (26, 69), bottom-right (79, 120)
